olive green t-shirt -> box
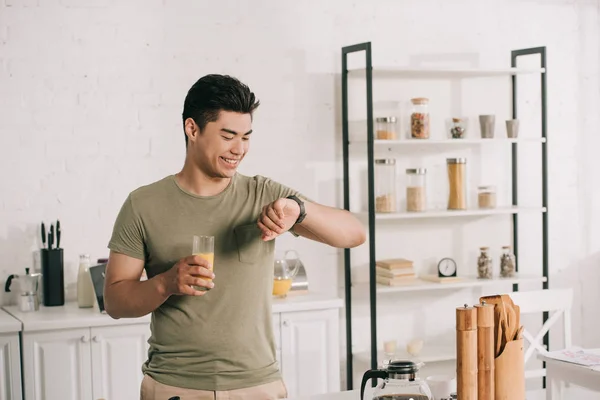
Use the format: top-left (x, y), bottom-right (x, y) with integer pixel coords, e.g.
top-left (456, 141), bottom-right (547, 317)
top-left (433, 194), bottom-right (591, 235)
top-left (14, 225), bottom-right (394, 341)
top-left (107, 173), bottom-right (301, 391)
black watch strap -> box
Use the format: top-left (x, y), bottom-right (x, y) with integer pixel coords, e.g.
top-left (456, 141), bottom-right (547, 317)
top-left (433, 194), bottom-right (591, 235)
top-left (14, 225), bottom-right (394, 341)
top-left (286, 195), bottom-right (306, 224)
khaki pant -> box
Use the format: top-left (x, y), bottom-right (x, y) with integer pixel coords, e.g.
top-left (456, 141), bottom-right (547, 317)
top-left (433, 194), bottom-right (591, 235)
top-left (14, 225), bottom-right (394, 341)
top-left (140, 374), bottom-right (288, 400)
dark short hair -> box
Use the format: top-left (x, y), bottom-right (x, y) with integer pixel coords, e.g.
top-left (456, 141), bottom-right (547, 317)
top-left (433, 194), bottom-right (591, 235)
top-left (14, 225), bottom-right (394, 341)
top-left (182, 74), bottom-right (260, 146)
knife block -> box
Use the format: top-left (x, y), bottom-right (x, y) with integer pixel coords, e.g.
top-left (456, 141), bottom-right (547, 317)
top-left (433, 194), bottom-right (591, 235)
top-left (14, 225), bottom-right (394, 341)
top-left (494, 338), bottom-right (525, 400)
top-left (41, 249), bottom-right (65, 307)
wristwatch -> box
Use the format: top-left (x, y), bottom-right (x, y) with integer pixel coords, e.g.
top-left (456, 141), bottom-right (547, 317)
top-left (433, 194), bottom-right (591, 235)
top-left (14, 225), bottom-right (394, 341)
top-left (286, 195), bottom-right (307, 224)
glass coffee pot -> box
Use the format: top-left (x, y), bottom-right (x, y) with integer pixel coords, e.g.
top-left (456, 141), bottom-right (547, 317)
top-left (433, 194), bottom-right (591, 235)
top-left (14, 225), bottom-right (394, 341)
top-left (272, 250), bottom-right (301, 298)
top-left (360, 360), bottom-right (433, 400)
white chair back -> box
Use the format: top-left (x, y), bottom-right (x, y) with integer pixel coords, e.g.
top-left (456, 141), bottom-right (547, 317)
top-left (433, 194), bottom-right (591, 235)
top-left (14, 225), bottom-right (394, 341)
top-left (506, 288), bottom-right (573, 379)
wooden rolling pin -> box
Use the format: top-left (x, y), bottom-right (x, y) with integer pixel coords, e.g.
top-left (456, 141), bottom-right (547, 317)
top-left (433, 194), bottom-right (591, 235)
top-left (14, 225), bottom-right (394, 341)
top-left (475, 302), bottom-right (495, 400)
top-left (456, 304), bottom-right (478, 400)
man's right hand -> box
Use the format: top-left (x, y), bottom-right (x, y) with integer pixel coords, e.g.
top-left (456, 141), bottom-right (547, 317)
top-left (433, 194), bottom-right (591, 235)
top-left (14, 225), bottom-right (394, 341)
top-left (160, 255), bottom-right (215, 296)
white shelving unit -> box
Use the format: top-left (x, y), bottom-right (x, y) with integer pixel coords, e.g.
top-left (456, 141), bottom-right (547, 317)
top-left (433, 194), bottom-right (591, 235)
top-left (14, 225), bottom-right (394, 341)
top-left (355, 206), bottom-right (547, 220)
top-left (354, 340), bottom-right (457, 365)
top-left (353, 275), bottom-right (548, 295)
top-left (340, 42), bottom-right (549, 389)
top-left (350, 137), bottom-right (547, 145)
top-left (347, 66), bottom-right (546, 78)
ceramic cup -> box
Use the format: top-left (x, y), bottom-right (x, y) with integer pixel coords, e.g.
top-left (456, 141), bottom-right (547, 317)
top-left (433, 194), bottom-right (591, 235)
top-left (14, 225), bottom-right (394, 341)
top-left (426, 375), bottom-right (457, 400)
top-left (479, 115), bottom-right (495, 138)
top-left (506, 119), bottom-right (519, 138)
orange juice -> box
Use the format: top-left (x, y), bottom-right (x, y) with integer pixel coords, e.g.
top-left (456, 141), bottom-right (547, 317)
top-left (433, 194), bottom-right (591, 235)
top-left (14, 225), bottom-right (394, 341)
top-left (273, 278), bottom-right (292, 297)
top-left (193, 252), bottom-right (214, 291)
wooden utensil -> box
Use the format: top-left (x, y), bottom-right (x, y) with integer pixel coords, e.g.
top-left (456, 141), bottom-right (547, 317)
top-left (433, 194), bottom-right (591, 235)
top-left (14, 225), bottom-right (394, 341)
top-left (480, 295), bottom-right (508, 357)
top-left (515, 325), bottom-right (524, 340)
top-left (504, 303), bottom-right (517, 346)
top-left (514, 304), bottom-right (520, 337)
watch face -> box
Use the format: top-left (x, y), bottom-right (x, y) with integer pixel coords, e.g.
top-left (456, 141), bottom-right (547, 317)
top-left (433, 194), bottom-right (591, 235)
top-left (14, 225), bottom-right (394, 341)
top-left (438, 258), bottom-right (457, 276)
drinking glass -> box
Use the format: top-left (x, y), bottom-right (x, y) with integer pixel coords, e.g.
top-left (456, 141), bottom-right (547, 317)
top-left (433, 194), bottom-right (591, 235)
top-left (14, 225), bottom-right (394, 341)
top-left (192, 235), bottom-right (214, 291)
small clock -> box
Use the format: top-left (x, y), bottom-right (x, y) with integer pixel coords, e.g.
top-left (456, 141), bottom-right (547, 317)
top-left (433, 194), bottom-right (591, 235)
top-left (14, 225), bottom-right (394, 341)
top-left (438, 257), bottom-right (457, 278)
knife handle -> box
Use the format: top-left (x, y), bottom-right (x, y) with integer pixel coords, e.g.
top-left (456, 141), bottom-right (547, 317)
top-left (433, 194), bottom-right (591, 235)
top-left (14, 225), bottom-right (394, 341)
top-left (56, 220), bottom-right (61, 248)
top-left (49, 225), bottom-right (54, 250)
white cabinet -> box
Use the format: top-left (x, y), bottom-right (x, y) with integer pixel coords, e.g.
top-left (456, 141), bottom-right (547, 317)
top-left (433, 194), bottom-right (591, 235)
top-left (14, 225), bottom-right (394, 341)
top-left (273, 313), bottom-right (282, 369)
top-left (8, 295), bottom-right (342, 400)
top-left (276, 308), bottom-right (341, 398)
top-left (23, 328), bottom-right (92, 400)
top-left (0, 332), bottom-right (23, 400)
top-left (22, 323), bottom-right (150, 400)
top-left (90, 324), bottom-right (151, 400)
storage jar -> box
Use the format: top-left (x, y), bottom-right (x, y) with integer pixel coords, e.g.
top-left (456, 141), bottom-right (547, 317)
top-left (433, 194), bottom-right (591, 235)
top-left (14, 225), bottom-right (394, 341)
top-left (375, 159), bottom-right (397, 213)
top-left (478, 185), bottom-right (497, 209)
top-left (405, 168), bottom-right (427, 212)
top-left (449, 117), bottom-right (466, 139)
top-left (500, 246), bottom-right (516, 277)
top-left (447, 158), bottom-right (467, 210)
top-left (376, 117), bottom-right (398, 140)
top-left (477, 247), bottom-right (493, 279)
top-left (410, 98), bottom-right (430, 139)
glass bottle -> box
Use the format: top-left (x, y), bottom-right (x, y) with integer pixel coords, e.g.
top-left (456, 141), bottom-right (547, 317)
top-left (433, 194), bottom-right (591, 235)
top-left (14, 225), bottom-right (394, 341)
top-left (477, 247), bottom-right (493, 279)
top-left (375, 159), bottom-right (397, 213)
top-left (77, 254), bottom-right (95, 308)
top-left (500, 246), bottom-right (516, 278)
top-left (410, 98), bottom-right (430, 139)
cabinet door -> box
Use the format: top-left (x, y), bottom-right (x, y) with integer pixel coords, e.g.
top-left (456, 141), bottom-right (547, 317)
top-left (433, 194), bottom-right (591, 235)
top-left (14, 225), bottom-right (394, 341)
top-left (280, 309), bottom-right (340, 398)
top-left (0, 333), bottom-right (22, 400)
top-left (272, 313), bottom-right (282, 371)
top-left (90, 323), bottom-right (150, 400)
top-left (23, 328), bottom-right (93, 400)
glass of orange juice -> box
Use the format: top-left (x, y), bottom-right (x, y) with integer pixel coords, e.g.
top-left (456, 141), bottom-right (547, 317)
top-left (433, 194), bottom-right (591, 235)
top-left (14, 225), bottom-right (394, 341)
top-left (192, 235), bottom-right (214, 291)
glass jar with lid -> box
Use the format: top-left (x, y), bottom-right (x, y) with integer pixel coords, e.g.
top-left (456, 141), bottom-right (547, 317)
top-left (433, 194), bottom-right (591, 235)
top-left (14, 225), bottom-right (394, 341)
top-left (448, 117), bottom-right (466, 139)
top-left (405, 168), bottom-right (427, 212)
top-left (376, 117), bottom-right (398, 140)
top-left (375, 159), bottom-right (397, 213)
top-left (410, 98), bottom-right (430, 139)
top-left (447, 158), bottom-right (467, 210)
top-left (500, 246), bottom-right (516, 277)
top-left (478, 185), bottom-right (497, 209)
top-left (477, 247), bottom-right (493, 279)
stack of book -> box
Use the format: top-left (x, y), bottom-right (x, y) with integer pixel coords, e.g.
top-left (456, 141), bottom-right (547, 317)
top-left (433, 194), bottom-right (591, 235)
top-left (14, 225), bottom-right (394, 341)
top-left (375, 258), bottom-right (417, 286)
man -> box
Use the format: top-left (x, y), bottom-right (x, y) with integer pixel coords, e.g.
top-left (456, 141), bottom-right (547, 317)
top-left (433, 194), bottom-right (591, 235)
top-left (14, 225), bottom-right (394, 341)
top-left (104, 74), bottom-right (366, 400)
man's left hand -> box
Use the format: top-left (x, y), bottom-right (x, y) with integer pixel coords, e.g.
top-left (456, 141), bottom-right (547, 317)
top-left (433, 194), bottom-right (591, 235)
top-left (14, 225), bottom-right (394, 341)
top-left (257, 198), bottom-right (300, 241)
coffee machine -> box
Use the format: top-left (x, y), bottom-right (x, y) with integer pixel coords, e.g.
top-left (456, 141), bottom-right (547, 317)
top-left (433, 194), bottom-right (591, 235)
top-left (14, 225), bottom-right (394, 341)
top-left (5, 267), bottom-right (42, 312)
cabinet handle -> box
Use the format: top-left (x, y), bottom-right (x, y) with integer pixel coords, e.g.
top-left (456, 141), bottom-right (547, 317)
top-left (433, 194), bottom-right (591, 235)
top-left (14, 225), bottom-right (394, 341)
top-left (283, 320), bottom-right (289, 327)
top-left (80, 336), bottom-right (89, 343)
top-left (93, 336), bottom-right (101, 343)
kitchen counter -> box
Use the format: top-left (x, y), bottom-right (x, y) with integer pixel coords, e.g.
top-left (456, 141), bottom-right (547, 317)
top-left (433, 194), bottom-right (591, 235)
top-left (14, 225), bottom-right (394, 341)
top-left (0, 308), bottom-right (22, 333)
top-left (288, 389), bottom-right (365, 400)
top-left (272, 292), bottom-right (343, 313)
top-left (2, 302), bottom-right (151, 332)
top-left (2, 292), bottom-right (343, 332)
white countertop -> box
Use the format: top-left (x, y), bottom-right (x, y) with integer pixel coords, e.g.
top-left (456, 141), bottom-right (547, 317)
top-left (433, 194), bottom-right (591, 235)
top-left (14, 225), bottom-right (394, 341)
top-left (288, 389), bottom-right (364, 400)
top-left (0, 308), bottom-right (22, 334)
top-left (2, 292), bottom-right (343, 332)
top-left (272, 292), bottom-right (343, 313)
top-left (2, 302), bottom-right (151, 332)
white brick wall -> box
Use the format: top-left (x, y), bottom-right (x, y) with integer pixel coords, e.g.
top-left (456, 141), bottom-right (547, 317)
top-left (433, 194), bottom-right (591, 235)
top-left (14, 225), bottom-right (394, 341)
top-left (1, 0), bottom-right (599, 385)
